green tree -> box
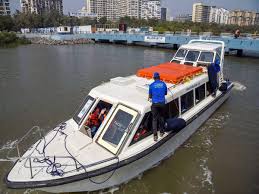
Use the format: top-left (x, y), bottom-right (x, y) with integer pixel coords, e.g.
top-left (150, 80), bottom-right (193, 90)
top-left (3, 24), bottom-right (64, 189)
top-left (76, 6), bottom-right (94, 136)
top-left (99, 17), bottom-right (107, 24)
top-left (0, 16), bottom-right (14, 31)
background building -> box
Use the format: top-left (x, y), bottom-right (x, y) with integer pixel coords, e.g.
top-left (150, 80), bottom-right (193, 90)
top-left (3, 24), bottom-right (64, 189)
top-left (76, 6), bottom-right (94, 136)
top-left (209, 7), bottom-right (229, 24)
top-left (69, 6), bottom-right (97, 18)
top-left (192, 2), bottom-right (211, 23)
top-left (21, 0), bottom-right (63, 15)
top-left (228, 10), bottom-right (259, 26)
top-left (141, 0), bottom-right (161, 20)
top-left (161, 7), bottom-right (167, 21)
top-left (175, 14), bottom-right (192, 22)
top-left (87, 0), bottom-right (161, 21)
top-left (0, 0), bottom-right (11, 15)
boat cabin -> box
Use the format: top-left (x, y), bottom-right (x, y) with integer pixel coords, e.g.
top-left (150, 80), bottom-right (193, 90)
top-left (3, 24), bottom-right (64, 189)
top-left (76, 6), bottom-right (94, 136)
top-left (73, 40), bottom-right (225, 158)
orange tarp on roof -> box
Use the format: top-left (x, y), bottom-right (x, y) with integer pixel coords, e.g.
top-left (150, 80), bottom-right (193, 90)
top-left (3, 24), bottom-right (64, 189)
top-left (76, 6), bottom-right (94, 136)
top-left (137, 62), bottom-right (203, 84)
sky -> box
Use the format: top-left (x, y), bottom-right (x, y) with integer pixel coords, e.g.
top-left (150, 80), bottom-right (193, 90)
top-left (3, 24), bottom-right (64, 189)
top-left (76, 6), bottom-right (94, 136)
top-left (10, 0), bottom-right (259, 17)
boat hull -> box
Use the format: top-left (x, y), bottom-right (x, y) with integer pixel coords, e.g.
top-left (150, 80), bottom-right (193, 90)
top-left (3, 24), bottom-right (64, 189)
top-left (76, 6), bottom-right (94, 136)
top-left (39, 86), bottom-right (232, 193)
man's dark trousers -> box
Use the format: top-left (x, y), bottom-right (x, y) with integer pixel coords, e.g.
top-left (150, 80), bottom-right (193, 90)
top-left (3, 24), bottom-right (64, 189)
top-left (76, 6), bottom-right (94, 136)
top-left (151, 103), bottom-right (165, 136)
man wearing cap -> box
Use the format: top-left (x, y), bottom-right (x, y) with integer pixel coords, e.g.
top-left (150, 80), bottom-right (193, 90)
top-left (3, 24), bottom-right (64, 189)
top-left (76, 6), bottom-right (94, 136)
top-left (148, 72), bottom-right (167, 141)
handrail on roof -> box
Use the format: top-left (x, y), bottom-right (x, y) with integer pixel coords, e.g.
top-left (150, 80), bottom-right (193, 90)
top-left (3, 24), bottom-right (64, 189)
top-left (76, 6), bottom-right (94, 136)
top-left (188, 39), bottom-right (225, 48)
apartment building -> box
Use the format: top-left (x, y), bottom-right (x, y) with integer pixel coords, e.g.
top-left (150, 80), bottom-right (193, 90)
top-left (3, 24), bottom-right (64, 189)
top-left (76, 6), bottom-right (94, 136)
top-left (175, 14), bottom-right (192, 22)
top-left (141, 0), bottom-right (161, 20)
top-left (228, 10), bottom-right (259, 26)
top-left (161, 7), bottom-right (168, 21)
top-left (0, 0), bottom-right (11, 15)
top-left (209, 7), bottom-right (229, 24)
top-left (192, 3), bottom-right (211, 23)
top-left (88, 0), bottom-right (161, 21)
top-left (21, 0), bottom-right (63, 15)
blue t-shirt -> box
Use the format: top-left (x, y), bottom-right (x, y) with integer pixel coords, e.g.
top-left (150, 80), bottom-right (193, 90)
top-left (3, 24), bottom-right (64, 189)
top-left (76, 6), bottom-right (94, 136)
top-left (149, 80), bottom-right (167, 104)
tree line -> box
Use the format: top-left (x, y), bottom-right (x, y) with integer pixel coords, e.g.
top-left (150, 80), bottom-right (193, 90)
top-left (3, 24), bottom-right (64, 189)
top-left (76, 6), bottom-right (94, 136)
top-left (0, 11), bottom-right (259, 35)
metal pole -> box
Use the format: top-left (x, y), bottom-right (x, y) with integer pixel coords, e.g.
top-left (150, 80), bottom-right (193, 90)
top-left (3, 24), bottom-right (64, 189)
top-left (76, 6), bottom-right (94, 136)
top-left (29, 157), bottom-right (33, 179)
top-left (16, 144), bottom-right (21, 159)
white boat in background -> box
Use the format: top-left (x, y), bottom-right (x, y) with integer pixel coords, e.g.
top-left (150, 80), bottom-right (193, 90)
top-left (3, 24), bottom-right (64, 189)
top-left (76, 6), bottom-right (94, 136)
top-left (5, 40), bottom-right (233, 193)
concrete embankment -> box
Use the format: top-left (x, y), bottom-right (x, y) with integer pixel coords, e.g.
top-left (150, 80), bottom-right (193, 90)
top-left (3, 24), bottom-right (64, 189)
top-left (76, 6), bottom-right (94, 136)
top-left (28, 37), bottom-right (94, 45)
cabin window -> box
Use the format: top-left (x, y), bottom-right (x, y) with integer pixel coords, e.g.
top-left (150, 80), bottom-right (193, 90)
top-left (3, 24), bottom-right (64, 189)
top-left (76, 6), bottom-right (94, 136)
top-left (130, 113), bottom-right (153, 145)
top-left (98, 105), bottom-right (138, 154)
top-left (175, 49), bottom-right (187, 59)
top-left (64, 27), bottom-right (68, 31)
top-left (165, 98), bottom-right (179, 119)
top-left (185, 51), bottom-right (200, 62)
top-left (199, 52), bottom-right (214, 63)
top-left (102, 110), bottom-right (133, 146)
top-left (73, 96), bottom-right (95, 124)
top-left (181, 90), bottom-right (194, 114)
top-left (84, 100), bottom-right (112, 138)
top-left (195, 84), bottom-right (206, 104)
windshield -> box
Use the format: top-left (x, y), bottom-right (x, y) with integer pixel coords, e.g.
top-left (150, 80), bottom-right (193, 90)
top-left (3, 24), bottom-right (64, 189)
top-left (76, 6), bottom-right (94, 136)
top-left (102, 110), bottom-right (133, 146)
top-left (73, 96), bottom-right (95, 124)
top-left (198, 52), bottom-right (214, 63)
top-left (185, 50), bottom-right (200, 62)
top-left (98, 104), bottom-right (138, 154)
top-left (174, 49), bottom-right (188, 59)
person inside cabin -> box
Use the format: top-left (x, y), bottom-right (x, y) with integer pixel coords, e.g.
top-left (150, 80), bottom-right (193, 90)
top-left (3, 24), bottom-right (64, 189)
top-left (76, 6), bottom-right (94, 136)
top-left (148, 72), bottom-right (168, 141)
top-left (85, 108), bottom-right (101, 137)
top-left (99, 108), bottom-right (107, 123)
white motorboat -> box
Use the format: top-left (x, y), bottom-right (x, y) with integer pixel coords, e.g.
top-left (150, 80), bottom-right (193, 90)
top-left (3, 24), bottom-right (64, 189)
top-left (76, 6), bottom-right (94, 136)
top-left (5, 40), bottom-right (233, 193)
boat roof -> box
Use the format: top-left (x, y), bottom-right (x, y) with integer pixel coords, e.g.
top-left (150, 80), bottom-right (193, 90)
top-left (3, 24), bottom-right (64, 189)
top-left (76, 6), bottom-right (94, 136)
top-left (89, 75), bottom-right (158, 113)
top-left (180, 42), bottom-right (222, 52)
top-left (89, 72), bottom-right (208, 113)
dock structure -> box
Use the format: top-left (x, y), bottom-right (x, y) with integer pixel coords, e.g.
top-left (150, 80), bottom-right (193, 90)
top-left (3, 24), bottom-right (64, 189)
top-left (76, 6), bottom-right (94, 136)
top-left (23, 32), bottom-right (259, 56)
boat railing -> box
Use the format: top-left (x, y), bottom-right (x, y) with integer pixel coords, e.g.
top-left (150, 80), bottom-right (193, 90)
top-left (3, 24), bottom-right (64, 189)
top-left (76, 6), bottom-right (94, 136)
top-left (1, 126), bottom-right (44, 162)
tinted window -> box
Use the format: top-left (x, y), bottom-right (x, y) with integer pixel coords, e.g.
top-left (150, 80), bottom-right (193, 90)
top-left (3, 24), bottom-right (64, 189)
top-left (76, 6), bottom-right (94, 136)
top-left (185, 51), bottom-right (200, 62)
top-left (73, 96), bottom-right (95, 124)
top-left (199, 52), bottom-right (214, 63)
top-left (195, 84), bottom-right (206, 104)
top-left (130, 113), bottom-right (153, 145)
top-left (181, 90), bottom-right (194, 114)
top-left (175, 49), bottom-right (187, 59)
top-left (102, 110), bottom-right (133, 146)
top-left (165, 98), bottom-right (179, 119)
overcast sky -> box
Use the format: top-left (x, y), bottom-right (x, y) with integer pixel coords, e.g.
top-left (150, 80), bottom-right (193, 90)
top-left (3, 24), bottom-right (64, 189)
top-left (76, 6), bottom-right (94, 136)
top-left (10, 0), bottom-right (259, 16)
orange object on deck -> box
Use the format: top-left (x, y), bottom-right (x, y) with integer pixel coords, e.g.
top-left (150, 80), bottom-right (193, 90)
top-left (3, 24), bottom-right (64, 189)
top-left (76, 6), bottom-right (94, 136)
top-left (137, 62), bottom-right (203, 84)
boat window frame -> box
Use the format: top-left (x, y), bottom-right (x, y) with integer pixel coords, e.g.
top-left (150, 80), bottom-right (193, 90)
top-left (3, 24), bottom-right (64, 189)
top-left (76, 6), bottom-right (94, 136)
top-left (197, 51), bottom-right (215, 64)
top-left (195, 84), bottom-right (206, 105)
top-left (180, 89), bottom-right (195, 114)
top-left (97, 104), bottom-right (139, 155)
top-left (129, 112), bottom-right (153, 146)
top-left (73, 95), bottom-right (96, 125)
top-left (82, 99), bottom-right (114, 138)
top-left (184, 50), bottom-right (201, 63)
top-left (172, 48), bottom-right (188, 61)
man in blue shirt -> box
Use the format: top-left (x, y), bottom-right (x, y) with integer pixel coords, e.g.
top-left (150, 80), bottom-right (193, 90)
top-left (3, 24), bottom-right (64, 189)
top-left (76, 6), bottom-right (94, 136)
top-left (148, 72), bottom-right (167, 141)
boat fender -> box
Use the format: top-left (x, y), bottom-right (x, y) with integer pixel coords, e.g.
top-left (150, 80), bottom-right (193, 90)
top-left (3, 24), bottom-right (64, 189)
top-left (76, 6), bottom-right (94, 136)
top-left (165, 118), bottom-right (186, 133)
top-left (219, 81), bottom-right (230, 93)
